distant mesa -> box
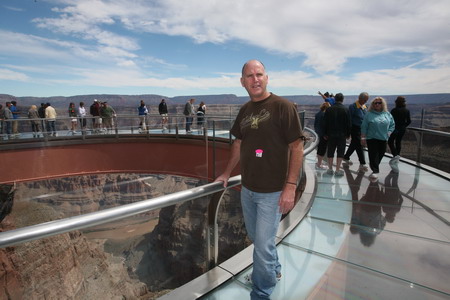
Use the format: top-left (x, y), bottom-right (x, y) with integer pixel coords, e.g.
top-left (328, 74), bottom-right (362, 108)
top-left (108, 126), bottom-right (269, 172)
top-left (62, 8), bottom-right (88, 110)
top-left (1, 93), bottom-right (449, 108)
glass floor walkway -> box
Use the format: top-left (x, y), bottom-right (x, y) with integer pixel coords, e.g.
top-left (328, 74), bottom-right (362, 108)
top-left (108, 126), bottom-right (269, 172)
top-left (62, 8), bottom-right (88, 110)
top-left (198, 151), bottom-right (450, 300)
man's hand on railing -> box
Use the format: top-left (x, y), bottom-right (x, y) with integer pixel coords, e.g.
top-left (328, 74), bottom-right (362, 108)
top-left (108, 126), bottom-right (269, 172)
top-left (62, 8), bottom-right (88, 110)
top-left (214, 174), bottom-right (230, 188)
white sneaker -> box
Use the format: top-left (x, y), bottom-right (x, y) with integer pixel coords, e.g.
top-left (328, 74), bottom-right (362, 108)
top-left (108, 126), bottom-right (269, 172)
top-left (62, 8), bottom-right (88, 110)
top-left (358, 164), bottom-right (369, 172)
top-left (369, 172), bottom-right (378, 179)
top-left (343, 158), bottom-right (353, 165)
top-left (315, 163), bottom-right (328, 170)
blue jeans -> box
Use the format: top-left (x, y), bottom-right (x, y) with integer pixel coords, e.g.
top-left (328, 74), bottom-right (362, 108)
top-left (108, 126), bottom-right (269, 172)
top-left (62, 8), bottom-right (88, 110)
top-left (185, 116), bottom-right (193, 131)
top-left (241, 186), bottom-right (282, 300)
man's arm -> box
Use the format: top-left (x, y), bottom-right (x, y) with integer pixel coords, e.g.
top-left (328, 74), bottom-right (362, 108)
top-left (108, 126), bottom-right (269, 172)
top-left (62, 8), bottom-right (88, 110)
top-left (214, 139), bottom-right (241, 187)
top-left (279, 138), bottom-right (304, 214)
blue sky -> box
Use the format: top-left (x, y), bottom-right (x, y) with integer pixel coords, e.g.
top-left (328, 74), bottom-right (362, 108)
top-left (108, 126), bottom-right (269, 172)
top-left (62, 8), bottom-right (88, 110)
top-left (1, 0), bottom-right (450, 98)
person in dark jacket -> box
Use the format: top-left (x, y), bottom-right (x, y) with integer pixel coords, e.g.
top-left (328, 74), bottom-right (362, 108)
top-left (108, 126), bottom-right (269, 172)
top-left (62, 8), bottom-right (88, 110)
top-left (323, 93), bottom-right (351, 176)
top-left (388, 96), bottom-right (411, 163)
top-left (158, 99), bottom-right (169, 130)
top-left (314, 101), bottom-right (330, 169)
top-left (343, 92), bottom-right (369, 172)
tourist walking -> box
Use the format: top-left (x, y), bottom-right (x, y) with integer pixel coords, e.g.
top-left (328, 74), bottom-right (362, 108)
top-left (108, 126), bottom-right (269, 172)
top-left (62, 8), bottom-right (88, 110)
top-left (388, 96), bottom-right (411, 165)
top-left (361, 97), bottom-right (395, 180)
top-left (314, 101), bottom-right (330, 169)
top-left (343, 92), bottom-right (370, 172)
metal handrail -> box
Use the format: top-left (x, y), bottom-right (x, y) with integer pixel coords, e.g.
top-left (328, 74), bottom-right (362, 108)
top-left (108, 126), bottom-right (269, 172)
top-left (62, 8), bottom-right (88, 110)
top-left (408, 126), bottom-right (450, 138)
top-left (0, 177), bottom-right (241, 248)
top-left (0, 127), bottom-right (317, 249)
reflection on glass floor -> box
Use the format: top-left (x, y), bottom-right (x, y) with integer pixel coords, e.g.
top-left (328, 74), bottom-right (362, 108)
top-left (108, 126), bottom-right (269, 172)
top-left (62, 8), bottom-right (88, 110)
top-left (200, 151), bottom-right (450, 300)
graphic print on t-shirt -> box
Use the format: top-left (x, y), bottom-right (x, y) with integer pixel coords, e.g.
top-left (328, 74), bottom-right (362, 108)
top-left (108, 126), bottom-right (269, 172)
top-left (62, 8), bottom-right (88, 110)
top-left (239, 109), bottom-right (270, 130)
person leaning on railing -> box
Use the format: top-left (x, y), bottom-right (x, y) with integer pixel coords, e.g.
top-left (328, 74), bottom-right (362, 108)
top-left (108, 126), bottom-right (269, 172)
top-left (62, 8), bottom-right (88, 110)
top-left (215, 59), bottom-right (304, 300)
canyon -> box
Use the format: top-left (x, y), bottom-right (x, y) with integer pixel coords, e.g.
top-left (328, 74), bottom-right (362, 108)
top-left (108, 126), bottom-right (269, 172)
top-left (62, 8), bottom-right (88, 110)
top-left (0, 174), bottom-right (247, 299)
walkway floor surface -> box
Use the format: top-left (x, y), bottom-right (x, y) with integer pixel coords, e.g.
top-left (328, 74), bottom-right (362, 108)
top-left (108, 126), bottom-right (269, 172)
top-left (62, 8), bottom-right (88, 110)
top-left (201, 151), bottom-right (450, 300)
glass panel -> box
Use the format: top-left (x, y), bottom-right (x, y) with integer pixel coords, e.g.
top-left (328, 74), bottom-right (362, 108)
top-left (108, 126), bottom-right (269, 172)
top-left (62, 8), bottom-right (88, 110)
top-left (283, 218), bottom-right (450, 294)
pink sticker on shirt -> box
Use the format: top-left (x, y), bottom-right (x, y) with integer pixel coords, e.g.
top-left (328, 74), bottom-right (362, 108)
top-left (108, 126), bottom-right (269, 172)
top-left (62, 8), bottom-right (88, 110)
top-left (255, 149), bottom-right (263, 158)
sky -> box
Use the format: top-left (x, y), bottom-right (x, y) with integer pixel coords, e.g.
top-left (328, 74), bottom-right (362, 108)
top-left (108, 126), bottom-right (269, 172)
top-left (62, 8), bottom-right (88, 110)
top-left (1, 0), bottom-right (450, 98)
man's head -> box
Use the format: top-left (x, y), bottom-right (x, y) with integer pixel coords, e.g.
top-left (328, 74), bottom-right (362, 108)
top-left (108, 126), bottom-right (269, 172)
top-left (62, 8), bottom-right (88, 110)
top-left (335, 93), bottom-right (344, 103)
top-left (358, 92), bottom-right (369, 105)
top-left (189, 98), bottom-right (195, 104)
top-left (241, 60), bottom-right (270, 102)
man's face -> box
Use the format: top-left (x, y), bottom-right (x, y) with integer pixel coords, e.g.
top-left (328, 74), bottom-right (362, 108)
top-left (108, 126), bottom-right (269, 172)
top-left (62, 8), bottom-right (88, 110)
top-left (240, 61), bottom-right (269, 101)
top-left (359, 96), bottom-right (368, 105)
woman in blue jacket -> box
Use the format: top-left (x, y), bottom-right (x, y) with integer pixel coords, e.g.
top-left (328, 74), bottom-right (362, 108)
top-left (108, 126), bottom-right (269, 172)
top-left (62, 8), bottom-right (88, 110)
top-left (361, 97), bottom-right (395, 180)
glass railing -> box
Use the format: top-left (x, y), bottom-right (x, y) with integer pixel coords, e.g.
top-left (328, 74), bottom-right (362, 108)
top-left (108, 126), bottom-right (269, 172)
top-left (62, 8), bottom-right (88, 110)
top-left (0, 114), bottom-right (235, 141)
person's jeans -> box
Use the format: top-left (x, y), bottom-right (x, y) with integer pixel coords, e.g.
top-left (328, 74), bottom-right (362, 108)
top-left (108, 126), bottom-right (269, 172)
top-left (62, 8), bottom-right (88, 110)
top-left (241, 186), bottom-right (282, 300)
top-left (185, 116), bottom-right (193, 132)
top-left (47, 120), bottom-right (56, 135)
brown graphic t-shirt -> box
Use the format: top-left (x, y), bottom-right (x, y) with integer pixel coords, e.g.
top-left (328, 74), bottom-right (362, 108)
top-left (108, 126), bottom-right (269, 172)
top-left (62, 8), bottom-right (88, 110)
top-left (231, 93), bottom-right (303, 193)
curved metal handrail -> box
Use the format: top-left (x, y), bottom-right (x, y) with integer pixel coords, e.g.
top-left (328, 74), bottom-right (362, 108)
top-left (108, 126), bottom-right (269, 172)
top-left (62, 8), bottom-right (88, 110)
top-left (0, 177), bottom-right (242, 248)
top-left (0, 127), bottom-right (318, 249)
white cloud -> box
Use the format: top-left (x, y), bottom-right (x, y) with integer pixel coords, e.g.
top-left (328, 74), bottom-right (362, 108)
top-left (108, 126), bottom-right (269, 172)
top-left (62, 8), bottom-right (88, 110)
top-left (2, 0), bottom-right (450, 96)
top-left (0, 68), bottom-right (29, 81)
top-left (107, 0), bottom-right (450, 72)
top-left (36, 0), bottom-right (450, 73)
top-left (269, 67), bottom-right (450, 95)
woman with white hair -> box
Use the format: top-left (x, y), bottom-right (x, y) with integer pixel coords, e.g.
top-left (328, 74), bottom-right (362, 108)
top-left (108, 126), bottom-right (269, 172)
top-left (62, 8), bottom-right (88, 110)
top-left (361, 97), bottom-right (395, 180)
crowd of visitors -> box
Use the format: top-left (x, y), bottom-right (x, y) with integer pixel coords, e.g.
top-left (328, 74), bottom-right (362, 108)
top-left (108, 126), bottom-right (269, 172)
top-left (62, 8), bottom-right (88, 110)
top-left (315, 90), bottom-right (410, 180)
top-left (0, 98), bottom-right (210, 138)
